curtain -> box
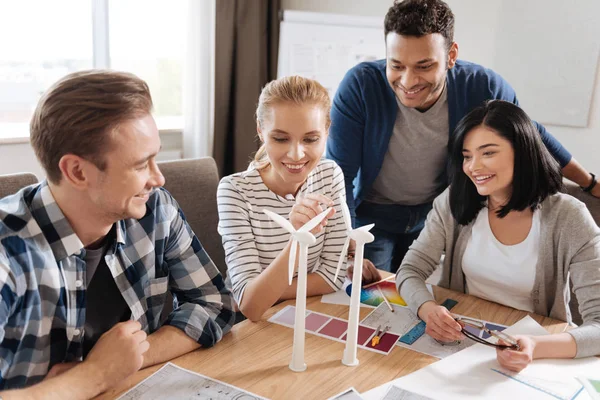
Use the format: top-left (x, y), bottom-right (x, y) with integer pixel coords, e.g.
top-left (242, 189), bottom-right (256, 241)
top-left (214, 0), bottom-right (280, 176)
top-left (182, 0), bottom-right (215, 159)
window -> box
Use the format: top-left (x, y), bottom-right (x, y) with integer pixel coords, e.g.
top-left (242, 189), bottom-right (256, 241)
top-left (108, 0), bottom-right (185, 130)
top-left (0, 0), bottom-right (185, 140)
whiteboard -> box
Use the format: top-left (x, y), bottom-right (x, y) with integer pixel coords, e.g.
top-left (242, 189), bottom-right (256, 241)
top-left (277, 11), bottom-right (386, 99)
top-left (278, 4), bottom-right (600, 128)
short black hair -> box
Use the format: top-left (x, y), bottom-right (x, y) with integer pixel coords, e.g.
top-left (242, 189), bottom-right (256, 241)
top-left (384, 0), bottom-right (455, 50)
top-left (448, 100), bottom-right (563, 225)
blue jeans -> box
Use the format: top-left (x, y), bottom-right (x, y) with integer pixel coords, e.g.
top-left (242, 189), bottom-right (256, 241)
top-left (356, 201), bottom-right (433, 273)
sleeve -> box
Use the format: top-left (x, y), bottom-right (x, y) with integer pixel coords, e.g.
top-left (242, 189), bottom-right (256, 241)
top-left (487, 70), bottom-right (572, 167)
top-left (161, 193), bottom-right (235, 348)
top-left (0, 254), bottom-right (17, 345)
top-left (326, 66), bottom-right (366, 225)
top-left (216, 177), bottom-right (263, 305)
top-left (312, 162), bottom-right (348, 290)
top-left (562, 203), bottom-right (600, 358)
top-left (396, 190), bottom-right (451, 316)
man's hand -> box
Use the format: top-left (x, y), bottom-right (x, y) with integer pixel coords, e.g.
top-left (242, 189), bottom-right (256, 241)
top-left (83, 320), bottom-right (150, 391)
top-left (347, 258), bottom-right (382, 285)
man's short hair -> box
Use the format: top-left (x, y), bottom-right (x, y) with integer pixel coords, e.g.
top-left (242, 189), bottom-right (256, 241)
top-left (30, 70), bottom-right (153, 184)
top-left (384, 0), bottom-right (455, 50)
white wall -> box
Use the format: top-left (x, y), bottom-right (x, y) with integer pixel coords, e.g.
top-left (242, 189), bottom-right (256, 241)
top-left (282, 0), bottom-right (600, 172)
top-left (0, 142), bottom-right (45, 177)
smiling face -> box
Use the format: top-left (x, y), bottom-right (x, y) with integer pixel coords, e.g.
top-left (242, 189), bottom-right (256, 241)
top-left (462, 125), bottom-right (515, 205)
top-left (258, 102), bottom-right (328, 196)
top-left (385, 32), bottom-right (457, 111)
top-left (86, 114), bottom-right (165, 221)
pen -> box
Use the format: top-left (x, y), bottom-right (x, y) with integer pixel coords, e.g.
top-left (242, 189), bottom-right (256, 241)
top-left (362, 275), bottom-right (394, 289)
top-left (377, 286), bottom-right (394, 313)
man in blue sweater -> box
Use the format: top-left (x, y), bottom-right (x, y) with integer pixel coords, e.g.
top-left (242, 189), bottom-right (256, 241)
top-left (326, 0), bottom-right (600, 273)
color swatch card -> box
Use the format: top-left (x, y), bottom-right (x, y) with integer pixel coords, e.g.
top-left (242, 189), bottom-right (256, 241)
top-left (269, 305), bottom-right (400, 355)
top-left (345, 280), bottom-right (407, 308)
top-left (360, 303), bottom-right (509, 359)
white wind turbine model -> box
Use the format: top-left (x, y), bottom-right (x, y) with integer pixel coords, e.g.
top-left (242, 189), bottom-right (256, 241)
top-left (263, 207), bottom-right (332, 372)
top-left (334, 195), bottom-right (375, 366)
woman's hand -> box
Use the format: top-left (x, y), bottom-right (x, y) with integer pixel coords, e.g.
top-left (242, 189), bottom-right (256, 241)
top-left (347, 258), bottom-right (382, 285)
top-left (418, 301), bottom-right (464, 342)
top-left (289, 193), bottom-right (335, 234)
top-left (496, 335), bottom-right (536, 372)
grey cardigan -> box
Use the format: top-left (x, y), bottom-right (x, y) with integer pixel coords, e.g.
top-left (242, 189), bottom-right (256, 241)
top-left (396, 189), bottom-right (600, 358)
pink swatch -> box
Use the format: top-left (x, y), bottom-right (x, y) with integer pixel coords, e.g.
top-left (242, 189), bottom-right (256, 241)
top-left (274, 306), bottom-right (296, 326)
top-left (305, 313), bottom-right (330, 332)
top-left (318, 318), bottom-right (348, 338)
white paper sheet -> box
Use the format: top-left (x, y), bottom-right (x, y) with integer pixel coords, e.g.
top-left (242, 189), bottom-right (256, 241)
top-left (363, 316), bottom-right (600, 400)
top-left (117, 362), bottom-right (267, 400)
top-left (327, 387), bottom-right (365, 400)
top-left (382, 386), bottom-right (433, 400)
top-left (578, 377), bottom-right (600, 400)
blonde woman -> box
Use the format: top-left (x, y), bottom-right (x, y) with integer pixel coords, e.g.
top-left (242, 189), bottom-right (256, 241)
top-left (217, 76), bottom-right (380, 321)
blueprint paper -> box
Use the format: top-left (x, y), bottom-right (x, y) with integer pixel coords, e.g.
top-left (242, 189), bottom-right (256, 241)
top-left (118, 362), bottom-right (266, 400)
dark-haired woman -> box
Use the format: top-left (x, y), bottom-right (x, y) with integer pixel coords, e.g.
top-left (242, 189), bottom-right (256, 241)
top-left (396, 100), bottom-right (600, 371)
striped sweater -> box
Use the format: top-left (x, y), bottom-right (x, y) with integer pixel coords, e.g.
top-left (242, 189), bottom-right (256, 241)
top-left (217, 159), bottom-right (347, 305)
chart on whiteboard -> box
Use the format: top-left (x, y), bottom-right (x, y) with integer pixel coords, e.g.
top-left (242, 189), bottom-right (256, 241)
top-left (278, 11), bottom-right (386, 98)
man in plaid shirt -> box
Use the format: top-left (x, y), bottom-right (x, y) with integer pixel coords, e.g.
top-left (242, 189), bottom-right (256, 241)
top-left (0, 71), bottom-right (235, 398)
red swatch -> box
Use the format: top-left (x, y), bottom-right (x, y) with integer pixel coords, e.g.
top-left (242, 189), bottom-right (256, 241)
top-left (341, 325), bottom-right (376, 346)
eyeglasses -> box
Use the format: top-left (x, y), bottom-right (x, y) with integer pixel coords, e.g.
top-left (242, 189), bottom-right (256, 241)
top-left (454, 316), bottom-right (520, 351)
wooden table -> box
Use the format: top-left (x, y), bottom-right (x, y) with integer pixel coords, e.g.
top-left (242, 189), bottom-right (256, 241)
top-left (97, 286), bottom-right (568, 399)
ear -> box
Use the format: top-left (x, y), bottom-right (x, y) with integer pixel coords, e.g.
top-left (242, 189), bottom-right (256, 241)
top-left (447, 42), bottom-right (459, 69)
top-left (57, 154), bottom-right (94, 190)
top-left (256, 120), bottom-right (264, 143)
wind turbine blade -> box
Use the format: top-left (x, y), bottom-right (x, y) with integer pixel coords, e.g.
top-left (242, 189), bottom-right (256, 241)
top-left (263, 209), bottom-right (295, 234)
top-left (340, 200), bottom-right (353, 233)
top-left (299, 207), bottom-right (331, 233)
top-left (289, 239), bottom-right (297, 285)
top-left (334, 238), bottom-right (351, 282)
top-left (356, 223), bottom-right (375, 232)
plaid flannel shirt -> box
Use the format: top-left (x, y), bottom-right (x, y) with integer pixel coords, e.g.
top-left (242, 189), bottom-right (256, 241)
top-left (0, 181), bottom-right (235, 389)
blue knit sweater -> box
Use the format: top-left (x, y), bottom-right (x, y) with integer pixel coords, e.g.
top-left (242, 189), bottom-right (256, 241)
top-left (326, 59), bottom-right (572, 222)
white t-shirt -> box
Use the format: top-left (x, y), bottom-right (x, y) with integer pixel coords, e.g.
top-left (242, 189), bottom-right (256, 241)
top-left (462, 207), bottom-right (540, 312)
top-left (217, 159), bottom-right (347, 305)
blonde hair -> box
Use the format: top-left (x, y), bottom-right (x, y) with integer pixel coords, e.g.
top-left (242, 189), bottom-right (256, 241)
top-left (252, 76), bottom-right (331, 170)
